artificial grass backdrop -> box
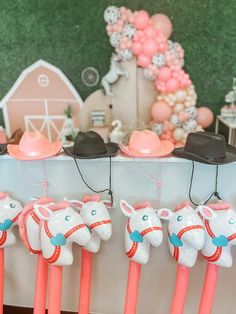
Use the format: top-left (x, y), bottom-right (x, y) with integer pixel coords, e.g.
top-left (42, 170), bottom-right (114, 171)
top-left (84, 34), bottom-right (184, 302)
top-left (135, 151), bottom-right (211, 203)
top-left (0, 0), bottom-right (235, 126)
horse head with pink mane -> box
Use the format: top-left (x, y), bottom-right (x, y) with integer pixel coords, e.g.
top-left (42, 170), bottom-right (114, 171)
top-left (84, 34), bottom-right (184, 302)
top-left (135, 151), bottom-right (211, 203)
top-left (35, 202), bottom-right (91, 266)
top-left (158, 202), bottom-right (214, 267)
top-left (66, 194), bottom-right (113, 253)
top-left (18, 197), bottom-right (55, 255)
top-left (0, 192), bottom-right (23, 248)
top-left (200, 201), bottom-right (236, 267)
top-left (120, 200), bottom-right (163, 265)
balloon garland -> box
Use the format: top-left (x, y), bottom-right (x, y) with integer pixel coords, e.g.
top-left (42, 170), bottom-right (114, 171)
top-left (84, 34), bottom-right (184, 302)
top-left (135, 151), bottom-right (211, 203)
top-left (104, 6), bottom-right (214, 145)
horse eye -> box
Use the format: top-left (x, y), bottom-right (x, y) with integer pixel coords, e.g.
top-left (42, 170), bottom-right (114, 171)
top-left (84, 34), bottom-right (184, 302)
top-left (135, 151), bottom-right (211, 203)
top-left (10, 203), bottom-right (16, 208)
top-left (177, 215), bottom-right (183, 222)
top-left (229, 218), bottom-right (235, 224)
top-left (91, 210), bottom-right (97, 216)
top-left (142, 215), bottom-right (148, 221)
top-left (65, 215), bottom-right (71, 221)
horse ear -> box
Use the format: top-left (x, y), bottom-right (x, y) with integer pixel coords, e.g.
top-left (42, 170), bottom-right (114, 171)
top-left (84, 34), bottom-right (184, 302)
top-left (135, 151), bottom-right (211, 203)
top-left (64, 198), bottom-right (84, 210)
top-left (34, 205), bottom-right (52, 221)
top-left (157, 208), bottom-right (173, 220)
top-left (196, 205), bottom-right (216, 220)
top-left (120, 200), bottom-right (135, 217)
top-left (101, 200), bottom-right (113, 209)
top-left (0, 192), bottom-right (9, 200)
top-left (71, 201), bottom-right (84, 210)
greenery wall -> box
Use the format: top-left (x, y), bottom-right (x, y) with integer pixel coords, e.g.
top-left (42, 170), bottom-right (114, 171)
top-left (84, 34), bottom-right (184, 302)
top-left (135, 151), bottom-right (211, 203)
top-left (0, 0), bottom-right (236, 126)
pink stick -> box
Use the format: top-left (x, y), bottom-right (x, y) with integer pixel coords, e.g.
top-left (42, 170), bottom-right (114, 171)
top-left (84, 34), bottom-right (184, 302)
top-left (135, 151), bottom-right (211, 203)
top-left (78, 249), bottom-right (93, 314)
top-left (0, 249), bottom-right (4, 314)
top-left (198, 263), bottom-right (219, 314)
top-left (124, 261), bottom-right (141, 314)
top-left (33, 255), bottom-right (48, 314)
top-left (48, 266), bottom-right (63, 314)
top-left (170, 264), bottom-right (190, 314)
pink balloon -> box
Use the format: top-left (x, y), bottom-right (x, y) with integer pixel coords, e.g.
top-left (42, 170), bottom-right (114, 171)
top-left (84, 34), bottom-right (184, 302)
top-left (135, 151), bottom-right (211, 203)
top-left (132, 42), bottom-right (143, 55)
top-left (166, 78), bottom-right (179, 92)
top-left (158, 67), bottom-right (172, 81)
top-left (134, 10), bottom-right (150, 30)
top-left (197, 107), bottom-right (214, 128)
top-left (144, 26), bottom-right (157, 38)
top-left (137, 54), bottom-right (151, 67)
top-left (151, 14), bottom-right (173, 38)
top-left (143, 39), bottom-right (158, 56)
top-left (158, 42), bottom-right (168, 52)
top-left (151, 100), bottom-right (172, 123)
top-left (178, 111), bottom-right (189, 122)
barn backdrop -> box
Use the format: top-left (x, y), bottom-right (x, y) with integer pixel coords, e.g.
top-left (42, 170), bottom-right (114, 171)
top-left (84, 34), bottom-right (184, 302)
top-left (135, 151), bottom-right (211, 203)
top-left (0, 0), bottom-right (236, 126)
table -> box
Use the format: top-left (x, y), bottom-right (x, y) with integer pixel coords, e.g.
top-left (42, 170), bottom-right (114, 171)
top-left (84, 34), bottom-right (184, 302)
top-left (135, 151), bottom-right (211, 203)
top-left (215, 115), bottom-right (236, 145)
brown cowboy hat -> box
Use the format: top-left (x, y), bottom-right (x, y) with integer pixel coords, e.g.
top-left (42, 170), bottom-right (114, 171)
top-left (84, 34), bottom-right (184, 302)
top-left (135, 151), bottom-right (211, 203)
top-left (63, 131), bottom-right (119, 159)
top-left (173, 132), bottom-right (236, 165)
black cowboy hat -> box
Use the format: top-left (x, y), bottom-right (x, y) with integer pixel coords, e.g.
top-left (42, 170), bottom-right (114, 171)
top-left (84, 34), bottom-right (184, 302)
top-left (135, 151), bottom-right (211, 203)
top-left (63, 131), bottom-right (119, 159)
top-left (0, 144), bottom-right (7, 155)
top-left (173, 132), bottom-right (236, 165)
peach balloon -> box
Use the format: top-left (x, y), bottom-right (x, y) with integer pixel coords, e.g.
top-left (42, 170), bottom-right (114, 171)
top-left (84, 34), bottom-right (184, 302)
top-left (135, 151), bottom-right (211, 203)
top-left (151, 100), bottom-right (172, 123)
top-left (151, 14), bottom-right (173, 38)
top-left (196, 107), bottom-right (214, 128)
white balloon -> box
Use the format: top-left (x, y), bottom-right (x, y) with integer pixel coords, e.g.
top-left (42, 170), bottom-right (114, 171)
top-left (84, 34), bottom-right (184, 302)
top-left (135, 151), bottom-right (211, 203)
top-left (119, 49), bottom-right (133, 61)
top-left (152, 53), bottom-right (165, 67)
top-left (175, 90), bottom-right (187, 102)
top-left (183, 119), bottom-right (197, 132)
top-left (174, 103), bottom-right (184, 113)
top-left (143, 68), bottom-right (156, 80)
top-left (170, 114), bottom-right (182, 127)
top-left (104, 6), bottom-right (120, 25)
top-left (185, 106), bottom-right (197, 119)
top-left (109, 32), bottom-right (121, 48)
top-left (123, 23), bottom-right (136, 39)
top-left (151, 123), bottom-right (163, 135)
top-left (173, 128), bottom-right (184, 141)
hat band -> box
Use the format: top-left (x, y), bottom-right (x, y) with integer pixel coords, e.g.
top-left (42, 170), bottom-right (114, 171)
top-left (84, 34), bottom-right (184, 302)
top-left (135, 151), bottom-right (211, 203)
top-left (19, 147), bottom-right (49, 157)
top-left (129, 146), bottom-right (159, 155)
top-left (74, 150), bottom-right (107, 157)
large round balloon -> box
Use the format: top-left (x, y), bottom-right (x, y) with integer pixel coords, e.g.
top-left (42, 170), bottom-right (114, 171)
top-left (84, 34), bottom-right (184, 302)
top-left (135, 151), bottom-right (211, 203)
top-left (196, 107), bottom-right (214, 128)
top-left (151, 14), bottom-right (173, 38)
top-left (151, 100), bottom-right (172, 123)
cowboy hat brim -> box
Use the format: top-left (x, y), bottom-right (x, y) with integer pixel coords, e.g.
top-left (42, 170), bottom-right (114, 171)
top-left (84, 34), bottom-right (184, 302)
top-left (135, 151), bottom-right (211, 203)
top-left (173, 144), bottom-right (236, 165)
top-left (7, 141), bottom-right (61, 161)
top-left (119, 140), bottom-right (174, 158)
top-left (63, 142), bottom-right (119, 159)
top-left (0, 144), bottom-right (7, 155)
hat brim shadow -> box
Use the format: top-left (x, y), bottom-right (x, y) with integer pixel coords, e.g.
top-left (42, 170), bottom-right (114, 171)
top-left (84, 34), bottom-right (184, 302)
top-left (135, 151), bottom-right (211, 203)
top-left (173, 144), bottom-right (236, 165)
top-left (0, 144), bottom-right (7, 155)
top-left (63, 142), bottom-right (119, 159)
top-left (119, 140), bottom-right (174, 158)
top-left (7, 141), bottom-right (62, 161)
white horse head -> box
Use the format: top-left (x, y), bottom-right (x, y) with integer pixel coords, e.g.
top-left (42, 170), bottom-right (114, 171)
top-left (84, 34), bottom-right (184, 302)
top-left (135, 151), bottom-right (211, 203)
top-left (0, 192), bottom-right (23, 248)
top-left (200, 202), bottom-right (236, 267)
top-left (66, 195), bottom-right (113, 253)
top-left (35, 202), bottom-right (91, 266)
top-left (18, 197), bottom-right (55, 254)
top-left (158, 202), bottom-right (214, 267)
top-left (120, 200), bottom-right (163, 265)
